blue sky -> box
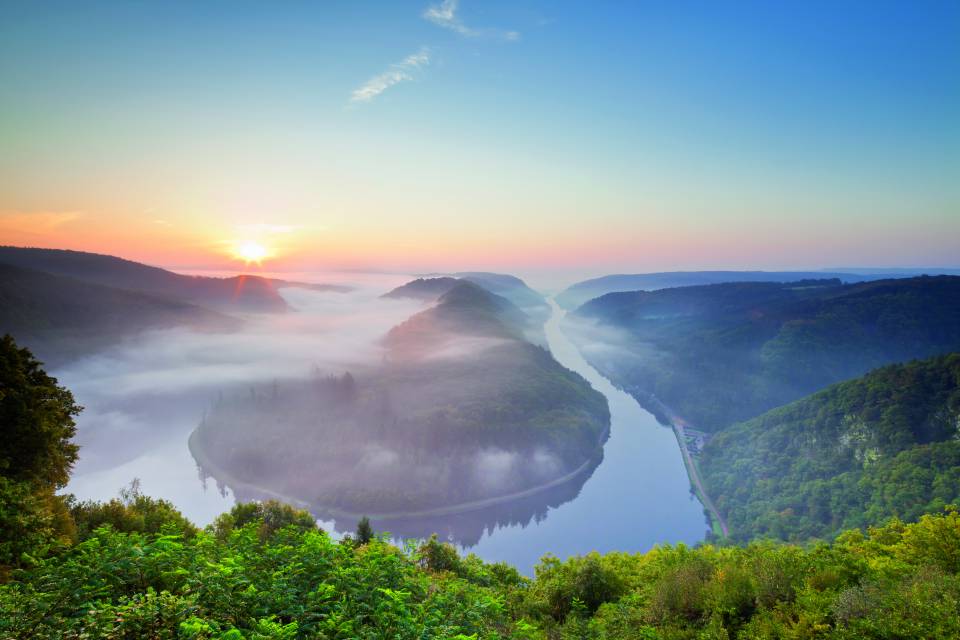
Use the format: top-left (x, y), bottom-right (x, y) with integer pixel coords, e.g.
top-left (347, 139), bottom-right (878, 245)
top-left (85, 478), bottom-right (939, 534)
top-left (0, 0), bottom-right (957, 273)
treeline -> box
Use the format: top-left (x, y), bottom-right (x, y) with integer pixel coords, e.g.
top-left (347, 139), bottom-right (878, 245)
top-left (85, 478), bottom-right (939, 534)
top-left (571, 276), bottom-right (960, 432)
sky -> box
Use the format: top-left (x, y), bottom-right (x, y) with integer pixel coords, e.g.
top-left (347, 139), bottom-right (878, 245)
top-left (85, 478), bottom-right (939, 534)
top-left (1, 0), bottom-right (958, 277)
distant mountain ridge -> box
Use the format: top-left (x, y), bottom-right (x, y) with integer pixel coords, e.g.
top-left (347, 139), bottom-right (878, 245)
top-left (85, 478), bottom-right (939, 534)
top-left (384, 281), bottom-right (531, 358)
top-left (568, 276), bottom-right (960, 431)
top-left (389, 271), bottom-right (548, 316)
top-left (0, 262), bottom-right (236, 366)
top-left (0, 246), bottom-right (347, 313)
top-left (382, 277), bottom-right (460, 302)
top-left (384, 274), bottom-right (549, 346)
top-left (555, 269), bottom-right (955, 309)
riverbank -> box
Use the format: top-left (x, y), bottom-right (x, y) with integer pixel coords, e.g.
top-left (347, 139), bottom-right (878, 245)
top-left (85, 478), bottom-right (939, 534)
top-left (636, 393), bottom-right (729, 537)
top-left (547, 333), bottom-right (729, 539)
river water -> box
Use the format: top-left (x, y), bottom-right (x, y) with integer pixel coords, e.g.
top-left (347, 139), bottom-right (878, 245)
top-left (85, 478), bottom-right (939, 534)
top-left (457, 300), bottom-right (707, 570)
top-left (62, 285), bottom-right (706, 574)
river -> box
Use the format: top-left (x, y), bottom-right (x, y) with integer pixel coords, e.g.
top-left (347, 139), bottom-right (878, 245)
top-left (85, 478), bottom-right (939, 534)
top-left (62, 286), bottom-right (707, 574)
top-left (457, 299), bottom-right (707, 570)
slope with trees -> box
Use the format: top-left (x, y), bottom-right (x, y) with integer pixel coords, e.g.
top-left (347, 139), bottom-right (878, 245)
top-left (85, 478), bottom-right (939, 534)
top-left (192, 281), bottom-right (609, 516)
top-left (384, 273), bottom-right (550, 345)
top-left (0, 263), bottom-right (238, 365)
top-left (0, 246), bottom-right (348, 314)
top-left (701, 353), bottom-right (960, 542)
top-left (568, 276), bottom-right (960, 432)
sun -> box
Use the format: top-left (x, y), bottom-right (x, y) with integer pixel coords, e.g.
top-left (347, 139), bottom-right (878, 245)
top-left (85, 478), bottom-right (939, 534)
top-left (233, 241), bottom-right (269, 265)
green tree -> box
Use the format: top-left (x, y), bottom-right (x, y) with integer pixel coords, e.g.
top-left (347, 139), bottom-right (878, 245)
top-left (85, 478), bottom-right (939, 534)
top-left (356, 516), bottom-right (374, 545)
top-left (0, 334), bottom-right (82, 571)
top-left (210, 500), bottom-right (317, 541)
top-left (71, 479), bottom-right (198, 540)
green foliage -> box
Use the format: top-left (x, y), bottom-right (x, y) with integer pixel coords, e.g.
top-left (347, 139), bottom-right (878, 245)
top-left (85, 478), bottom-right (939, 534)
top-left (5, 505), bottom-right (960, 639)
top-left (71, 479), bottom-right (198, 540)
top-left (356, 516), bottom-right (374, 545)
top-left (0, 334), bottom-right (80, 488)
top-left (701, 354), bottom-right (960, 541)
top-left (210, 500), bottom-right (319, 541)
top-left (0, 334), bottom-right (81, 571)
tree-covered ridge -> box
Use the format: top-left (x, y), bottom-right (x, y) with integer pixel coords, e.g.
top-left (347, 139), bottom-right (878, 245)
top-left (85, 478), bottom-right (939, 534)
top-left (555, 271), bottom-right (877, 310)
top-left (569, 276), bottom-right (960, 431)
top-left (382, 276), bottom-right (461, 301)
top-left (701, 354), bottom-right (960, 543)
top-left (384, 276), bottom-right (549, 346)
top-left (192, 282), bottom-right (608, 516)
top-left (0, 246), bottom-right (349, 314)
top-left (0, 263), bottom-right (238, 366)
top-left (4, 497), bottom-right (960, 639)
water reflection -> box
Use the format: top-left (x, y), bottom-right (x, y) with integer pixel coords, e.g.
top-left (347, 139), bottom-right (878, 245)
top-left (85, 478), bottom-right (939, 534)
top-left (224, 450), bottom-right (604, 548)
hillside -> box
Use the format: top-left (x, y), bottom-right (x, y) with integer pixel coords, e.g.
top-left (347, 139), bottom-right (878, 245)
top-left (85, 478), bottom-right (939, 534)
top-left (453, 272), bottom-right (550, 320)
top-left (556, 269), bottom-right (960, 310)
top-left (0, 246), bottom-right (347, 313)
top-left (568, 276), bottom-right (960, 431)
top-left (555, 270), bottom-right (878, 309)
top-left (384, 281), bottom-right (530, 353)
top-left (381, 276), bottom-right (460, 301)
top-left (701, 353), bottom-right (960, 542)
top-left (385, 276), bottom-right (549, 345)
top-left (191, 281), bottom-right (608, 516)
top-left (0, 263), bottom-right (237, 365)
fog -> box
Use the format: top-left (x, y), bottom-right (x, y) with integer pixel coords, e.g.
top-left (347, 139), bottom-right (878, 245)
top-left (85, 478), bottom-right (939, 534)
top-left (189, 282), bottom-right (605, 520)
top-left (60, 272), bottom-right (423, 523)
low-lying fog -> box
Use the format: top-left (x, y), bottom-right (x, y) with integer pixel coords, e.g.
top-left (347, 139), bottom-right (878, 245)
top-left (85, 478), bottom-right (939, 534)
top-left (60, 273), bottom-right (422, 524)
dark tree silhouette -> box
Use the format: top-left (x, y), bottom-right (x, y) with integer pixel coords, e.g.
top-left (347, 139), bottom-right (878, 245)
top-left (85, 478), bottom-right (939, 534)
top-left (355, 516), bottom-right (374, 545)
top-left (0, 334), bottom-right (83, 568)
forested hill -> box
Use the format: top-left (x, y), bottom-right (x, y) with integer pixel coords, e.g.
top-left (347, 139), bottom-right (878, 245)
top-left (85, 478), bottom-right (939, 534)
top-left (451, 272), bottom-right (550, 321)
top-left (0, 263), bottom-right (237, 365)
top-left (0, 246), bottom-right (347, 313)
top-left (385, 278), bottom-right (547, 347)
top-left (191, 279), bottom-right (608, 516)
top-left (385, 281), bottom-right (531, 352)
top-left (702, 353), bottom-right (960, 542)
top-left (381, 276), bottom-right (460, 301)
top-left (555, 270), bottom-right (875, 309)
top-left (384, 272), bottom-right (550, 331)
top-left (568, 276), bottom-right (960, 431)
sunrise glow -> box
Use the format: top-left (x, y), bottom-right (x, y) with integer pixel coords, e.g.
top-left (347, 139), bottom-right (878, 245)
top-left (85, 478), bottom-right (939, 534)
top-left (233, 241), bottom-right (269, 266)
top-left (0, 3), bottom-right (957, 275)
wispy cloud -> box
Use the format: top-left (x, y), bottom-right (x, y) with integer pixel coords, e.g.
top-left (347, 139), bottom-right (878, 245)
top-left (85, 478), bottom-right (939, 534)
top-left (423, 0), bottom-right (519, 40)
top-left (350, 48), bottom-right (431, 104)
